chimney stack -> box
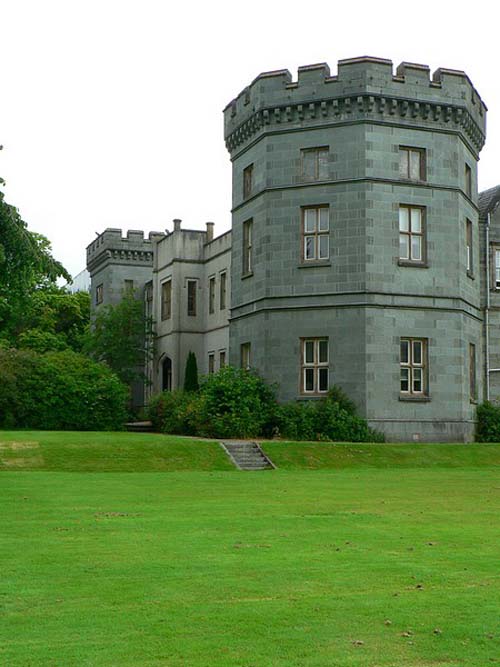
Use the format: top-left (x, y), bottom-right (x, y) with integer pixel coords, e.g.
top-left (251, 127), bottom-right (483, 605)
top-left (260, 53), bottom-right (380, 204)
top-left (206, 221), bottom-right (214, 242)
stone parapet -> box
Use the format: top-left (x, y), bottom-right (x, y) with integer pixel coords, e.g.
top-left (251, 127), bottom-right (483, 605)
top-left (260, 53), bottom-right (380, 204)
top-left (224, 57), bottom-right (486, 156)
top-left (86, 228), bottom-right (165, 273)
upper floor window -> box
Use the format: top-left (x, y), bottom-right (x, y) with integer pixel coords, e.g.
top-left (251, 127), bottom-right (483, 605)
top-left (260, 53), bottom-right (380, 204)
top-left (465, 164), bottom-right (472, 198)
top-left (399, 205), bottom-right (425, 265)
top-left (400, 338), bottom-right (428, 397)
top-left (187, 280), bottom-right (197, 316)
top-left (301, 338), bottom-right (329, 395)
top-left (95, 284), bottom-right (103, 305)
top-left (161, 280), bottom-right (172, 320)
top-left (220, 271), bottom-right (227, 310)
top-left (208, 276), bottom-right (215, 314)
top-left (301, 147), bottom-right (329, 181)
top-left (466, 219), bottom-right (473, 277)
top-left (399, 147), bottom-right (425, 181)
top-left (243, 220), bottom-right (253, 276)
top-left (302, 206), bottom-right (329, 262)
top-left (243, 164), bottom-right (253, 199)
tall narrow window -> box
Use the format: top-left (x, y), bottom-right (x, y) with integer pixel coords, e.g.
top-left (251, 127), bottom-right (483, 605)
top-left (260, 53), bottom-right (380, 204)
top-left (96, 284), bottom-right (103, 305)
top-left (220, 272), bottom-right (227, 310)
top-left (399, 147), bottom-right (425, 180)
top-left (209, 276), bottom-right (215, 314)
top-left (208, 353), bottom-right (215, 375)
top-left (301, 338), bottom-right (329, 394)
top-left (241, 342), bottom-right (251, 370)
top-left (243, 220), bottom-right (253, 275)
top-left (124, 279), bottom-right (134, 292)
top-left (302, 206), bottom-right (329, 261)
top-left (466, 219), bottom-right (473, 276)
top-left (495, 250), bottom-right (500, 289)
top-left (400, 338), bottom-right (428, 396)
top-left (399, 205), bottom-right (425, 264)
top-left (243, 164), bottom-right (253, 199)
top-left (469, 343), bottom-right (477, 402)
top-left (465, 164), bottom-right (472, 198)
top-left (161, 280), bottom-right (172, 320)
top-left (187, 280), bottom-right (197, 316)
top-left (301, 147), bottom-right (329, 181)
top-left (219, 350), bottom-right (226, 368)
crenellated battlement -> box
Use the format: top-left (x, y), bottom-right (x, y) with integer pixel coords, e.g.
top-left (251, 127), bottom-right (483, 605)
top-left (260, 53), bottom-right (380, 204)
top-left (86, 227), bottom-right (165, 273)
top-left (224, 56), bottom-right (487, 156)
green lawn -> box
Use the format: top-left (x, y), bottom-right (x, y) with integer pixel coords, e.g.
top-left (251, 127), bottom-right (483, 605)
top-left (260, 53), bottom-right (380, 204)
top-left (1, 432), bottom-right (500, 666)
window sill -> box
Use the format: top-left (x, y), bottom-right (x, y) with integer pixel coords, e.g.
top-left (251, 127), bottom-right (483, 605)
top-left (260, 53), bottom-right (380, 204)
top-left (297, 394), bottom-right (327, 400)
top-left (467, 271), bottom-right (475, 280)
top-left (297, 261), bottom-right (331, 269)
top-left (470, 398), bottom-right (478, 405)
top-left (241, 272), bottom-right (254, 280)
top-left (398, 260), bottom-right (428, 269)
top-left (399, 395), bottom-right (431, 402)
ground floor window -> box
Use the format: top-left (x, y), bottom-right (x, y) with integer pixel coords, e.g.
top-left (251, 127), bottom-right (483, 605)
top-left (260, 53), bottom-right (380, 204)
top-left (208, 353), bottom-right (215, 374)
top-left (241, 342), bottom-right (251, 370)
top-left (469, 343), bottom-right (477, 402)
top-left (301, 338), bottom-right (329, 394)
top-left (400, 338), bottom-right (427, 396)
top-left (219, 350), bottom-right (226, 368)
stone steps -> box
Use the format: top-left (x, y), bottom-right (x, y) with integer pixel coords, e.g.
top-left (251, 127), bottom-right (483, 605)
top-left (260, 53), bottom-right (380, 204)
top-left (125, 421), bottom-right (154, 433)
top-left (221, 441), bottom-right (275, 471)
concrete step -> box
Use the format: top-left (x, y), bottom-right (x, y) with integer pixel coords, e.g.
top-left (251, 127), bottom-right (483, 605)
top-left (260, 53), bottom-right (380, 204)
top-left (220, 441), bottom-right (275, 471)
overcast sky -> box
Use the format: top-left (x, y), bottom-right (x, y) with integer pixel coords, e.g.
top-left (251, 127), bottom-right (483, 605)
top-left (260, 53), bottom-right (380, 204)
top-left (1, 0), bottom-right (498, 277)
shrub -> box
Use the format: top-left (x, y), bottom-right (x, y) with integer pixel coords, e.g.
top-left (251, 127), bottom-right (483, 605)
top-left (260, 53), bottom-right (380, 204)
top-left (0, 348), bottom-right (128, 430)
top-left (476, 401), bottom-right (500, 442)
top-left (277, 387), bottom-right (384, 442)
top-left (195, 366), bottom-right (278, 439)
top-left (147, 390), bottom-right (200, 435)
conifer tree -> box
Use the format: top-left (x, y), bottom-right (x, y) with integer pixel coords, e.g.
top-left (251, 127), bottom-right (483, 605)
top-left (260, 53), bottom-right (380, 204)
top-left (184, 351), bottom-right (199, 392)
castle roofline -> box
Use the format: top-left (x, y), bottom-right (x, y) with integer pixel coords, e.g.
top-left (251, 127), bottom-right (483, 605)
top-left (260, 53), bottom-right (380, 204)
top-left (479, 185), bottom-right (500, 218)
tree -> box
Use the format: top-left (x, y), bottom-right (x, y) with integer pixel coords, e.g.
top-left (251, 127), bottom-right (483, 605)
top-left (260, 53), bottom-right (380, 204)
top-left (183, 351), bottom-right (199, 392)
top-left (0, 187), bottom-right (71, 341)
top-left (83, 289), bottom-right (153, 386)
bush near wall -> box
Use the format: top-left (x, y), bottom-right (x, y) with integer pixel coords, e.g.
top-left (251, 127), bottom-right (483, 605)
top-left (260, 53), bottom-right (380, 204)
top-left (476, 401), bottom-right (500, 442)
top-left (148, 370), bottom-right (384, 442)
top-left (0, 348), bottom-right (128, 430)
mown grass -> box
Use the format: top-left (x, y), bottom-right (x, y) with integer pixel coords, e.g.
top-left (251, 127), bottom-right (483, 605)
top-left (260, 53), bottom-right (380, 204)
top-left (1, 431), bottom-right (500, 666)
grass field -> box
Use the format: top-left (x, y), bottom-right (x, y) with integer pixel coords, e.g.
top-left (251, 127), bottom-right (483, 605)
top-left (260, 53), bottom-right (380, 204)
top-left (1, 431), bottom-right (500, 666)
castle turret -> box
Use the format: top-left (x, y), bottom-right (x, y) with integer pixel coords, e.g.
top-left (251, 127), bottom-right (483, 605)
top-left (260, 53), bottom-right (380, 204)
top-left (225, 56), bottom-right (487, 442)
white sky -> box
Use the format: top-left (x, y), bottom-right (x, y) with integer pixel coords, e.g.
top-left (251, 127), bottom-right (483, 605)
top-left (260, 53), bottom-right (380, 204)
top-left (1, 0), bottom-right (499, 277)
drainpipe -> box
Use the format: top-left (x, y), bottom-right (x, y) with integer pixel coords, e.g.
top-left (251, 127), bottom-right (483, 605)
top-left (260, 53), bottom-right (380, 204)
top-left (486, 211), bottom-right (490, 401)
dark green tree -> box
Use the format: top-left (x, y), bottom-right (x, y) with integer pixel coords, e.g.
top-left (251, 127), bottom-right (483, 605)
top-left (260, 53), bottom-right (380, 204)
top-left (183, 351), bottom-right (199, 392)
top-left (83, 289), bottom-right (153, 386)
top-left (0, 184), bottom-right (71, 342)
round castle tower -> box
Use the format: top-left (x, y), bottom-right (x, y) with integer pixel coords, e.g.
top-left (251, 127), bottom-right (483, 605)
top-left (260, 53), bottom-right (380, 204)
top-left (224, 56), bottom-right (486, 442)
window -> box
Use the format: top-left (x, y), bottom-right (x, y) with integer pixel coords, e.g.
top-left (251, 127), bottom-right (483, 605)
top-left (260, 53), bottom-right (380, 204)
top-left (243, 164), bottom-right (253, 199)
top-left (301, 147), bottom-right (329, 181)
top-left (220, 272), bottom-right (227, 310)
top-left (208, 353), bottom-right (215, 375)
top-left (466, 219), bottom-right (473, 276)
top-left (400, 338), bottom-right (428, 396)
top-left (469, 343), bottom-right (477, 402)
top-left (96, 284), bottom-right (103, 305)
top-left (495, 250), bottom-right (500, 289)
top-left (209, 276), bottom-right (215, 314)
top-left (187, 280), bottom-right (197, 316)
top-left (243, 220), bottom-right (253, 275)
top-left (302, 206), bottom-right (329, 261)
top-left (399, 205), bottom-right (425, 264)
top-left (219, 350), bottom-right (226, 368)
top-left (301, 338), bottom-right (329, 394)
top-left (399, 147), bottom-right (425, 180)
top-left (124, 279), bottom-right (134, 292)
top-left (241, 342), bottom-right (251, 370)
top-left (161, 280), bottom-right (172, 320)
top-left (465, 164), bottom-right (472, 198)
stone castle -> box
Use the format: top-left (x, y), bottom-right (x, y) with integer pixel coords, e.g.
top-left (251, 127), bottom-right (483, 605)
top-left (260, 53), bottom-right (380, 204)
top-left (86, 56), bottom-right (500, 442)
